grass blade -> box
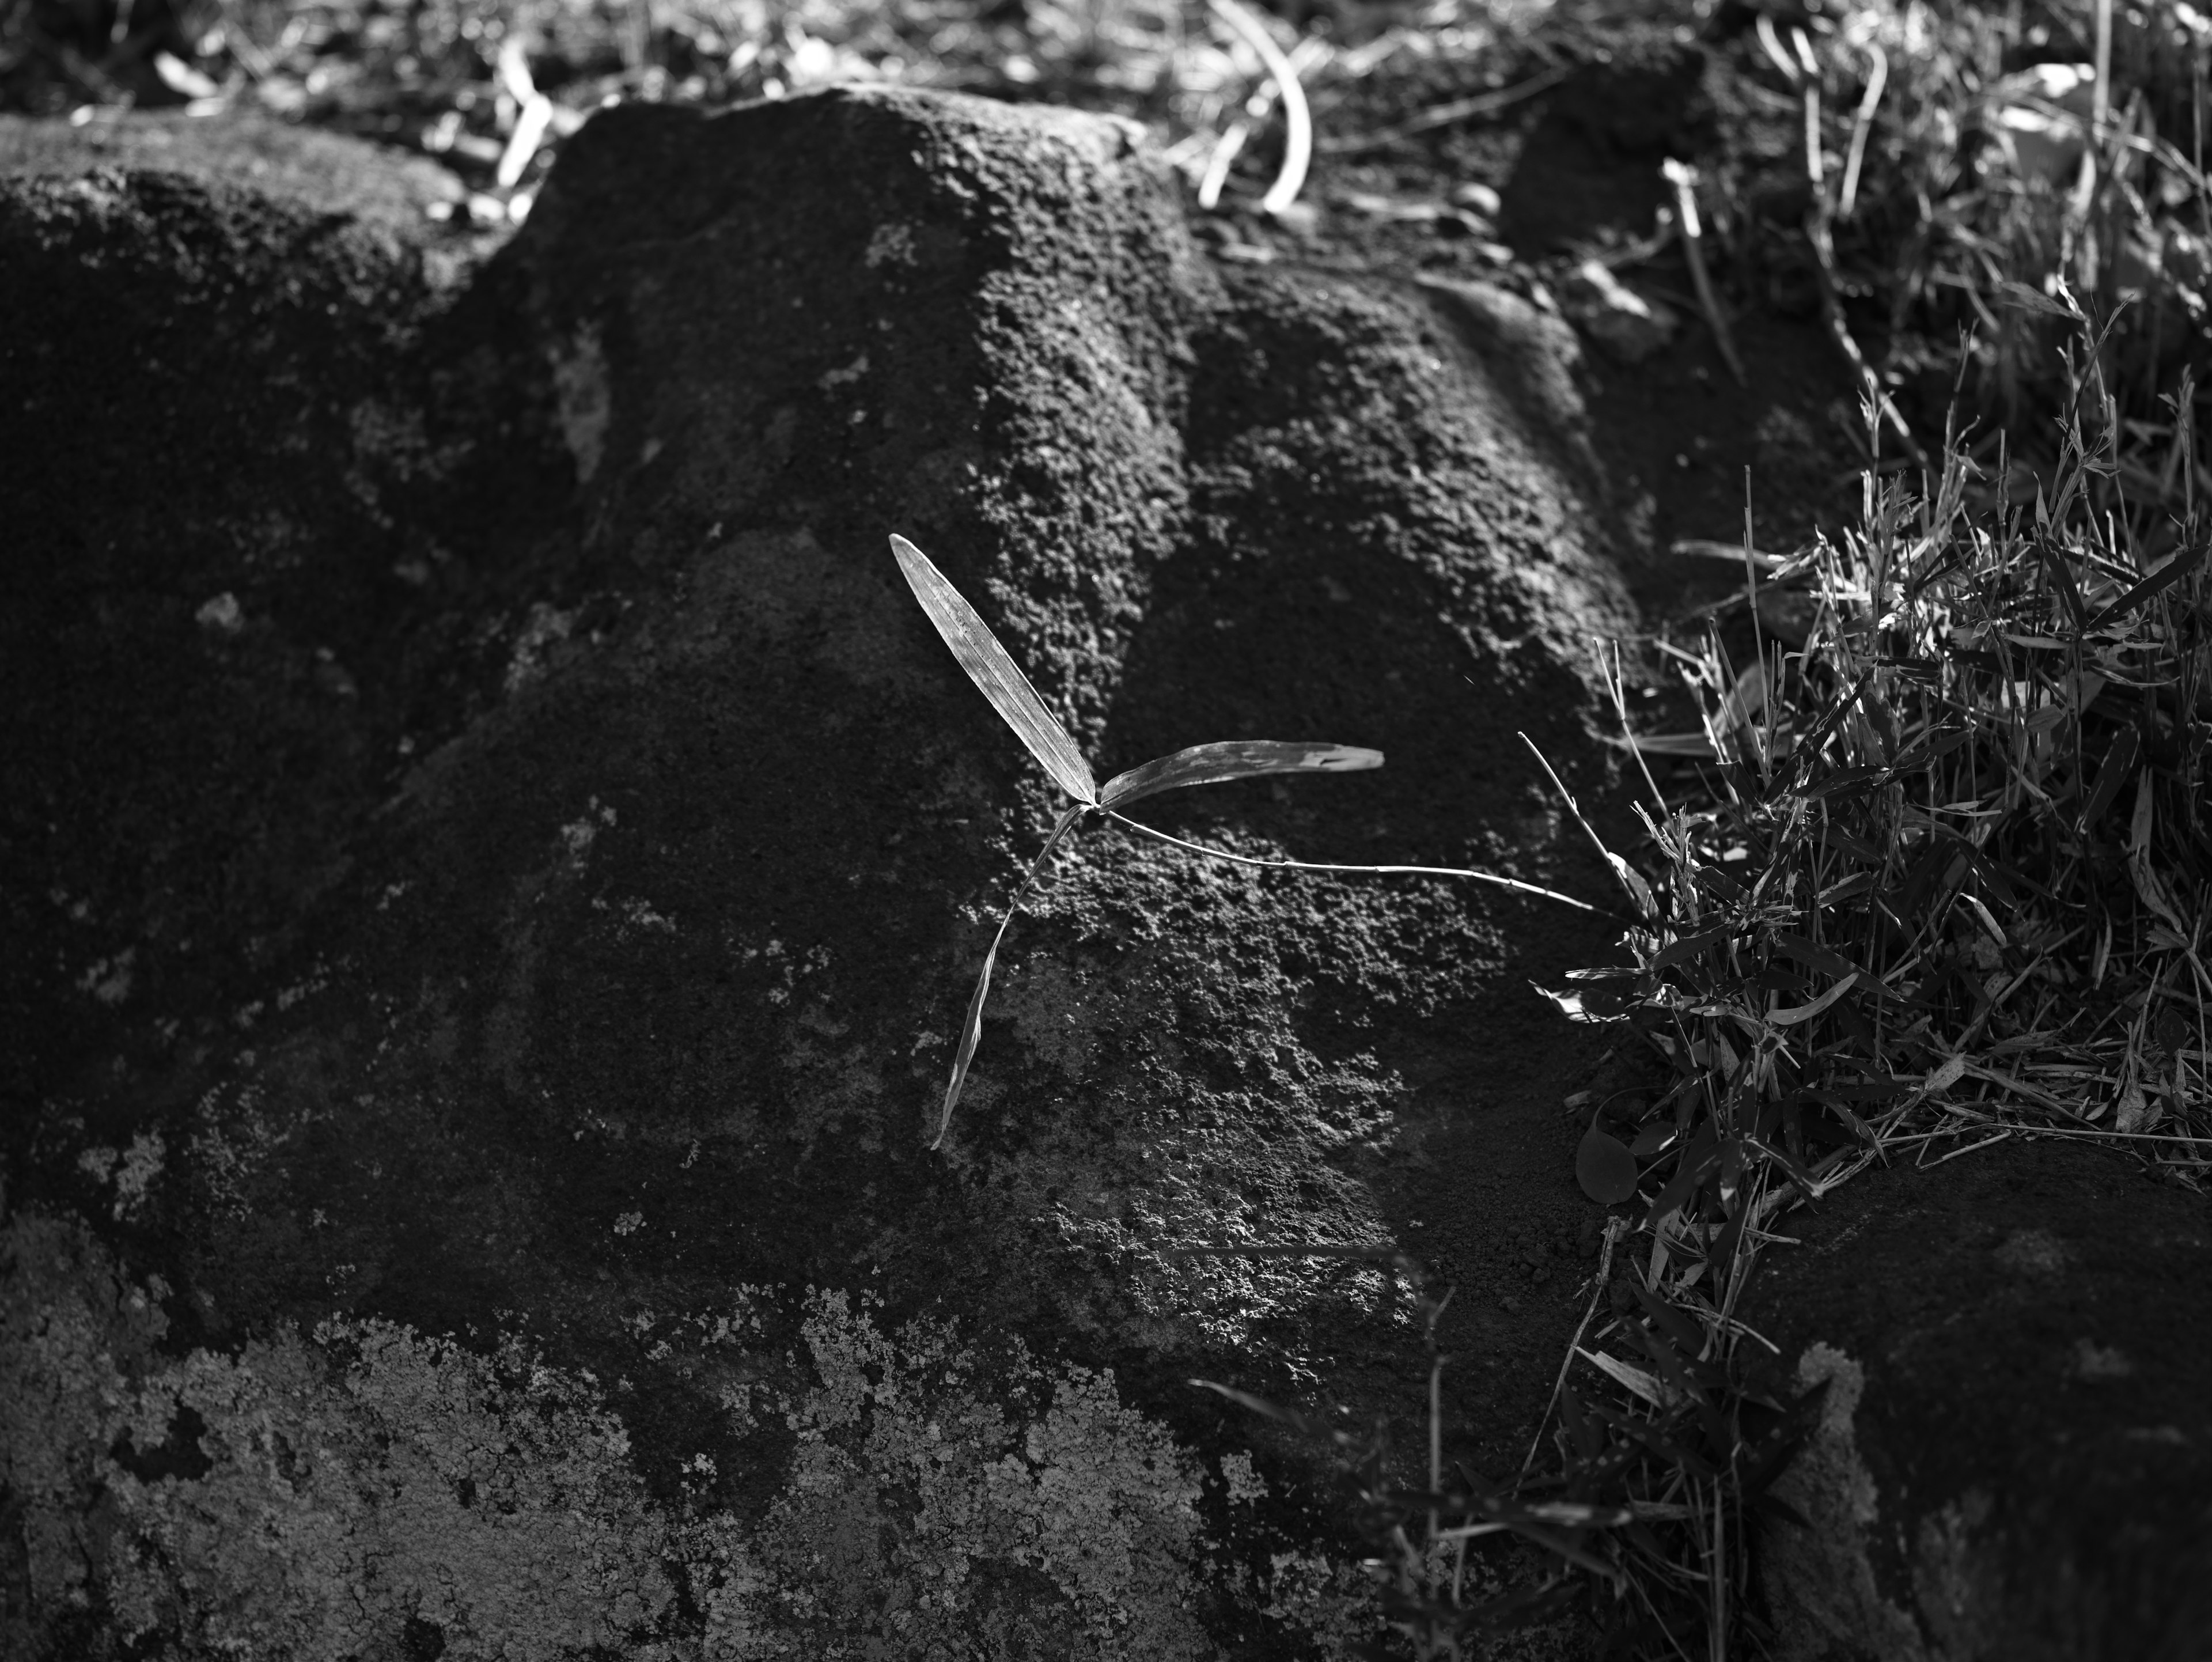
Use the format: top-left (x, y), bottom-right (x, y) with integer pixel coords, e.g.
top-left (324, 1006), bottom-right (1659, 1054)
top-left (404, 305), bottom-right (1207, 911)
top-left (1518, 732), bottom-right (1655, 919)
top-left (2087, 540), bottom-right (2208, 628)
top-left (1099, 739), bottom-right (1383, 808)
top-left (927, 804), bottom-right (1086, 1150)
top-left (1102, 809), bottom-right (1605, 914)
top-left (891, 535), bottom-right (1098, 806)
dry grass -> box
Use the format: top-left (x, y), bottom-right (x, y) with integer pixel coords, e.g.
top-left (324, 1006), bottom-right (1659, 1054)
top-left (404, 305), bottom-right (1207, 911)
top-left (2, 0), bottom-right (1586, 228)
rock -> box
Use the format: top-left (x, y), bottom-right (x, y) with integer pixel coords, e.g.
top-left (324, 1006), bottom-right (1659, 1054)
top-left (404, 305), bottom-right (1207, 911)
top-left (1449, 181), bottom-right (1502, 219)
top-left (1417, 274), bottom-right (1604, 494)
top-left (0, 106), bottom-right (467, 230)
top-left (3, 88), bottom-right (1635, 1660)
top-left (1560, 258), bottom-right (1678, 365)
top-left (1742, 1139), bottom-right (2212, 1661)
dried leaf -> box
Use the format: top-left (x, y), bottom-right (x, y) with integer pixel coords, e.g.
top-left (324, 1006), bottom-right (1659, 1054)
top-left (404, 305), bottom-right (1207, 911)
top-left (2115, 1082), bottom-right (2157, 1134)
top-left (1099, 739), bottom-right (1382, 808)
top-left (1578, 1349), bottom-right (1670, 1409)
top-left (1925, 1054), bottom-right (1968, 1096)
top-left (891, 535), bottom-right (1097, 805)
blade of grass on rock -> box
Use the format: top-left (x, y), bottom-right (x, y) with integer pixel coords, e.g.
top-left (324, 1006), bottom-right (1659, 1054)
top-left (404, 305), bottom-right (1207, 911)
top-left (1099, 739), bottom-right (1383, 807)
top-left (1102, 809), bottom-right (1605, 913)
top-left (891, 535), bottom-right (1097, 806)
top-left (927, 804), bottom-right (1086, 1151)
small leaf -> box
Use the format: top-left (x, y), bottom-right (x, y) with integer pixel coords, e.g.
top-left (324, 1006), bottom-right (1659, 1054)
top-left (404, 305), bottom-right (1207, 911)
top-left (1099, 739), bottom-right (1382, 808)
top-left (1649, 925), bottom-right (1738, 972)
top-left (1773, 933), bottom-right (1866, 983)
top-left (1768, 971), bottom-right (1858, 1027)
top-left (1604, 853), bottom-right (1656, 919)
top-left (1577, 1347), bottom-right (1668, 1408)
top-left (2081, 725), bottom-right (2141, 831)
top-left (2088, 540), bottom-right (2207, 629)
top-left (1997, 278), bottom-right (2078, 318)
top-left (891, 535), bottom-right (1097, 805)
top-left (1608, 730), bottom-right (1718, 759)
top-left (1575, 1126), bottom-right (1640, 1204)
top-left (1572, 986), bottom-right (1632, 1020)
top-left (1539, 986), bottom-right (1631, 1024)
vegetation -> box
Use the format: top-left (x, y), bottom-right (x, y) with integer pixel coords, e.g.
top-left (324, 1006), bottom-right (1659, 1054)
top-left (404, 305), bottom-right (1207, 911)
top-left (1330, 351), bottom-right (2209, 1659)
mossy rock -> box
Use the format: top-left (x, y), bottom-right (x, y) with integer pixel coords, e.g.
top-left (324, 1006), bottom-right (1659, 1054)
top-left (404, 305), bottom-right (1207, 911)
top-left (2, 90), bottom-right (1637, 1659)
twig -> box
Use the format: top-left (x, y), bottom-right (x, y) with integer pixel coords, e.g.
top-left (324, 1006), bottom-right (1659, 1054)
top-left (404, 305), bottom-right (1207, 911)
top-left (1662, 160), bottom-right (1747, 387)
top-left (1196, 119), bottom-right (1250, 211)
top-left (1805, 210), bottom-right (1929, 471)
top-left (1205, 0), bottom-right (1310, 216)
top-left (1793, 26), bottom-right (1824, 195)
top-left (1838, 43), bottom-right (1887, 220)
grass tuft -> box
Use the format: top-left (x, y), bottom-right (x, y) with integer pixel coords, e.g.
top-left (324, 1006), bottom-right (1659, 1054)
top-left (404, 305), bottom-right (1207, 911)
top-left (1213, 314), bottom-right (2209, 1656)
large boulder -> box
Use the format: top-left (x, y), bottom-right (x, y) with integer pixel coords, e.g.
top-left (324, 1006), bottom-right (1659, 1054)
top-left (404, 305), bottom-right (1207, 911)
top-left (1745, 1141), bottom-right (2212, 1661)
top-left (3, 90), bottom-right (1637, 1659)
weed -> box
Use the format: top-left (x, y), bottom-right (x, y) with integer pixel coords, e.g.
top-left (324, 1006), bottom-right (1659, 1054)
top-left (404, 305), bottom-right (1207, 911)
top-left (890, 532), bottom-right (1599, 1150)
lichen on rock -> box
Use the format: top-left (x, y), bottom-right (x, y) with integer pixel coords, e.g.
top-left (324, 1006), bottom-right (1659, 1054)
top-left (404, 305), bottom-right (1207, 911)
top-left (7, 1211), bottom-right (1358, 1660)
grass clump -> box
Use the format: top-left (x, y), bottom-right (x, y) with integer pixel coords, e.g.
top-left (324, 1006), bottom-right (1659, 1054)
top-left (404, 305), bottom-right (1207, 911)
top-left (1210, 321), bottom-right (2208, 1656)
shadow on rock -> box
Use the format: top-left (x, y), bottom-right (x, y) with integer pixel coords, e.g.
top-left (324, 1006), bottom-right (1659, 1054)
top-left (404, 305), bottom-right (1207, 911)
top-left (1744, 1140), bottom-right (2212, 1662)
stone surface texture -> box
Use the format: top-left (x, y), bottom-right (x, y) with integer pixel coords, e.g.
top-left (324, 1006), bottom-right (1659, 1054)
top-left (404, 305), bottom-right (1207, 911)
top-left (3, 90), bottom-right (1635, 1660)
top-left (1745, 1141), bottom-right (2212, 1662)
top-left (9, 75), bottom-right (2210, 1662)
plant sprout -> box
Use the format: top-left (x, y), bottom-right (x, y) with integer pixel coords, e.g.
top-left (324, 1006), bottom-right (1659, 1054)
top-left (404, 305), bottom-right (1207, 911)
top-left (891, 533), bottom-right (1600, 1149)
